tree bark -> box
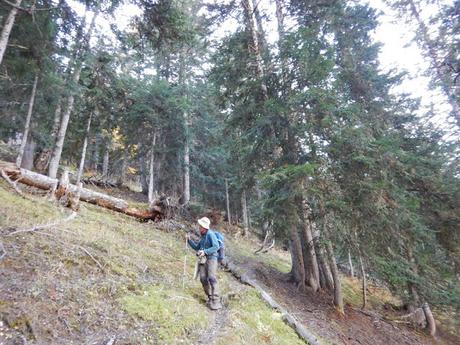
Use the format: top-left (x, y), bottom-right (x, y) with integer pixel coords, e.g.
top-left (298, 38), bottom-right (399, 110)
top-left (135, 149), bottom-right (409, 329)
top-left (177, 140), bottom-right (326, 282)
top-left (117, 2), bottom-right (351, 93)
top-left (359, 254), bottom-right (367, 309)
top-left (301, 202), bottom-right (320, 291)
top-left (241, 189), bottom-right (249, 235)
top-left (16, 75), bottom-right (38, 168)
top-left (148, 131), bottom-right (157, 203)
top-left (34, 102), bottom-right (62, 172)
top-left (422, 302), bottom-right (436, 337)
top-left (92, 132), bottom-right (101, 172)
top-left (225, 178), bottom-right (231, 224)
top-left (118, 145), bottom-right (129, 186)
top-left (21, 136), bottom-right (35, 170)
top-left (348, 250), bottom-right (354, 277)
top-left (326, 241), bottom-right (344, 315)
top-left (290, 227), bottom-right (306, 291)
top-left (48, 10), bottom-right (99, 179)
top-left (0, 0), bottom-right (22, 66)
top-left (183, 126), bottom-right (190, 205)
top-left (76, 112), bottom-right (93, 187)
top-left (102, 147), bottom-right (109, 181)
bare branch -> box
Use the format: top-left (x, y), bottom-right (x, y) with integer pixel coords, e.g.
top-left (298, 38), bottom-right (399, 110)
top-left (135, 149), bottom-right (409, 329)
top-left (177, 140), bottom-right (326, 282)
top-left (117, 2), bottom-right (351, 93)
top-left (7, 211), bottom-right (77, 236)
top-left (1, 169), bottom-right (29, 199)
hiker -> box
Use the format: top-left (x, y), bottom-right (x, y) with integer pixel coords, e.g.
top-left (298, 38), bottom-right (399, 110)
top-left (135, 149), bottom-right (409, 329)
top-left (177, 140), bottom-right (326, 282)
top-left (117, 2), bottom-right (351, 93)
top-left (187, 217), bottom-right (222, 310)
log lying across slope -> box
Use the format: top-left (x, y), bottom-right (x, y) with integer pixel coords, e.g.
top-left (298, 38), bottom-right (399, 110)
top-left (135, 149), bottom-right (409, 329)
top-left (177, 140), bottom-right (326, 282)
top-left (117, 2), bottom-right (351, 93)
top-left (226, 259), bottom-right (321, 345)
top-left (0, 161), bottom-right (162, 221)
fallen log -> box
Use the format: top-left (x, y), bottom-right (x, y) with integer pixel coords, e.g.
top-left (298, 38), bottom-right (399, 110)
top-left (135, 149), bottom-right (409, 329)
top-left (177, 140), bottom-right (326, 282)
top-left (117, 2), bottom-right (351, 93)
top-left (0, 161), bottom-right (162, 221)
top-left (226, 259), bottom-right (321, 345)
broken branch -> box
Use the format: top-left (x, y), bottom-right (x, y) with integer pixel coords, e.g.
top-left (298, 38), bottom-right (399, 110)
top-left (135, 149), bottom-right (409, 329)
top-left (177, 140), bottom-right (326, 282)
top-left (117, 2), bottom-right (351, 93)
top-left (7, 212), bottom-right (77, 236)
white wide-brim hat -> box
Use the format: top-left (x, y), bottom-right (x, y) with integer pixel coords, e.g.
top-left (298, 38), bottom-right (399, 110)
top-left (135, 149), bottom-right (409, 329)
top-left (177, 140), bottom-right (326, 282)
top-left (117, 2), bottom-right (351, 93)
top-left (198, 217), bottom-right (211, 229)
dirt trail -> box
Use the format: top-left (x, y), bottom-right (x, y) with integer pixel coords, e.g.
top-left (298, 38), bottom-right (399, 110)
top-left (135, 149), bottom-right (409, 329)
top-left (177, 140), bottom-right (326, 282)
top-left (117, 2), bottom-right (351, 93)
top-left (197, 306), bottom-right (228, 344)
top-left (227, 251), bottom-right (451, 345)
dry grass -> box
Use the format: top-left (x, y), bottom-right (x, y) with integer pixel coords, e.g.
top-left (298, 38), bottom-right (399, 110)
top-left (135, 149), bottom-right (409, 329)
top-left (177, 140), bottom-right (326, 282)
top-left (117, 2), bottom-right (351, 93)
top-left (0, 181), bottom-right (308, 344)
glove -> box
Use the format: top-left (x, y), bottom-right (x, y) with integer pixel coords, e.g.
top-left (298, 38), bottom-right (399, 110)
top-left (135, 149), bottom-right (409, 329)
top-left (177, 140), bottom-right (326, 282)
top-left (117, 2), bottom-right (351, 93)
top-left (197, 250), bottom-right (205, 257)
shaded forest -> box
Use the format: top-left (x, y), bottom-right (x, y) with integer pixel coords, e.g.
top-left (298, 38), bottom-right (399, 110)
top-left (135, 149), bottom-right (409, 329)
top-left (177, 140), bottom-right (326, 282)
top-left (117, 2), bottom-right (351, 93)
top-left (1, 0), bottom-right (459, 337)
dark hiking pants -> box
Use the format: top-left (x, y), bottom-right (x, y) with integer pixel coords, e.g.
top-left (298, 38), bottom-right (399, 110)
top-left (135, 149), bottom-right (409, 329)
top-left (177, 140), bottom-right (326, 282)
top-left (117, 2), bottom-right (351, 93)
top-left (199, 258), bottom-right (219, 299)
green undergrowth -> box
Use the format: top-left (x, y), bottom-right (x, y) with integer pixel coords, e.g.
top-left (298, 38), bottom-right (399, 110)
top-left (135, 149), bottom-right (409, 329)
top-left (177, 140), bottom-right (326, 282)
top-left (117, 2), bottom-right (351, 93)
top-left (0, 182), bottom-right (308, 344)
top-left (119, 285), bottom-right (209, 343)
top-left (226, 235), bottom-right (292, 274)
top-left (218, 289), bottom-right (305, 345)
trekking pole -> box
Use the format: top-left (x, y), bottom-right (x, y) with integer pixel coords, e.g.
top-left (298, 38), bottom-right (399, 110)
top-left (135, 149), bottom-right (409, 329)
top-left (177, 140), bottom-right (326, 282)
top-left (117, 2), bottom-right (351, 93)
top-left (182, 233), bottom-right (187, 289)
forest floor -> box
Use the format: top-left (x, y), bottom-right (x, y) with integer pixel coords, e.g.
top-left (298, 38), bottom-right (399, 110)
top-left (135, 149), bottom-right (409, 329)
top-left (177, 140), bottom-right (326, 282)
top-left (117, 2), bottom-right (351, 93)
top-left (0, 179), bottom-right (459, 345)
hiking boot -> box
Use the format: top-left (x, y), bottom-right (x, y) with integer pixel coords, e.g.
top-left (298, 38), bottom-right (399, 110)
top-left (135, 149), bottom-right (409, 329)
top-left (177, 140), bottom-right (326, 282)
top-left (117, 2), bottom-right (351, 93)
top-left (205, 295), bottom-right (212, 306)
top-left (209, 296), bottom-right (222, 310)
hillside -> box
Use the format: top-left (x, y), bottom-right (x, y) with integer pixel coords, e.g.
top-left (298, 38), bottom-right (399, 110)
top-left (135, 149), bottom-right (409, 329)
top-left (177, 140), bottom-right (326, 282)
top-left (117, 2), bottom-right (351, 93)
top-left (1, 181), bottom-right (458, 345)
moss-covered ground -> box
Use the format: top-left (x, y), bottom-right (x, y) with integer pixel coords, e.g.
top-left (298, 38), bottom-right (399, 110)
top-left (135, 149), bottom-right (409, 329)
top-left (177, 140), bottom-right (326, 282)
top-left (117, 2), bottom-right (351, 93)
top-left (0, 181), bottom-right (306, 344)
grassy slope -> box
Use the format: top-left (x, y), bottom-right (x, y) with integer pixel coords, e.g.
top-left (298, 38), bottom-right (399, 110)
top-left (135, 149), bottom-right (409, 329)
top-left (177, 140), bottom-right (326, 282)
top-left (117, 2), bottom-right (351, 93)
top-left (0, 181), bottom-right (305, 345)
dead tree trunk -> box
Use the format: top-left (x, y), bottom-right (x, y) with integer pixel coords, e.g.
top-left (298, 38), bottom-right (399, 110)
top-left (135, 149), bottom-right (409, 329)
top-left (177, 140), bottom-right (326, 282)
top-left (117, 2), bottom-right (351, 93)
top-left (0, 0), bottom-right (22, 66)
top-left (1, 161), bottom-right (163, 221)
top-left (16, 75), bottom-right (38, 168)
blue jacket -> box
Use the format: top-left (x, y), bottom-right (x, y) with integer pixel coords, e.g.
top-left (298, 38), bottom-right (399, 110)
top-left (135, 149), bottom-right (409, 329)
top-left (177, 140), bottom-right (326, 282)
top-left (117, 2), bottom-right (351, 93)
top-left (188, 229), bottom-right (219, 259)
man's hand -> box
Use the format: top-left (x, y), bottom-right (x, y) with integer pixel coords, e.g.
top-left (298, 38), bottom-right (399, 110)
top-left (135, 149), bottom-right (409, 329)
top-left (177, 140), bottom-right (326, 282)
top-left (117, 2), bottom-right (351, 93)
top-left (186, 232), bottom-right (191, 240)
top-left (197, 250), bottom-right (205, 257)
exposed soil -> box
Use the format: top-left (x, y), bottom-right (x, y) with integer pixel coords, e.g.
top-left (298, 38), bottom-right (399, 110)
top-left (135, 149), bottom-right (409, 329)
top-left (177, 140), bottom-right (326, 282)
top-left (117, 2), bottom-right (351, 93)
top-left (228, 252), bottom-right (459, 345)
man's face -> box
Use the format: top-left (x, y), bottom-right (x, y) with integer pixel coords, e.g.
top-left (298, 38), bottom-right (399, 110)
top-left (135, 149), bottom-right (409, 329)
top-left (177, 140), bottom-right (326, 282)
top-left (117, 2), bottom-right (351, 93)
top-left (199, 226), bottom-right (207, 235)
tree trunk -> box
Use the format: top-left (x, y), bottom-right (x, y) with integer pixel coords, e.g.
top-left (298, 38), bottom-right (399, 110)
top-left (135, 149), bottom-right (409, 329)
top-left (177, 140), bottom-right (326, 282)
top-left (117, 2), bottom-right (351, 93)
top-left (48, 10), bottom-right (99, 179)
top-left (225, 178), bottom-right (231, 224)
top-left (301, 202), bottom-right (320, 291)
top-left (92, 132), bottom-right (101, 173)
top-left (34, 102), bottom-right (62, 173)
top-left (326, 241), bottom-right (344, 315)
top-left (118, 145), bottom-right (129, 186)
top-left (76, 112), bottom-right (93, 186)
top-left (102, 147), bottom-right (109, 181)
top-left (348, 250), bottom-right (354, 277)
top-left (290, 227), bottom-right (306, 291)
top-left (422, 303), bottom-right (436, 337)
top-left (148, 132), bottom-right (157, 203)
top-left (241, 0), bottom-right (268, 100)
top-left (315, 234), bottom-right (334, 290)
top-left (0, 0), bottom-right (22, 66)
top-left (16, 75), bottom-right (38, 168)
top-left (241, 189), bottom-right (249, 235)
top-left (183, 128), bottom-right (190, 205)
top-left (358, 254), bottom-right (367, 309)
top-left (21, 136), bottom-right (35, 170)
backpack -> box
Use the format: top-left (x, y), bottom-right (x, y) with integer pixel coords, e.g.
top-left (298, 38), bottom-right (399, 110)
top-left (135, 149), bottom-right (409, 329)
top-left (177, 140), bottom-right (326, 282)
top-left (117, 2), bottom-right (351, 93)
top-left (214, 231), bottom-right (224, 249)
